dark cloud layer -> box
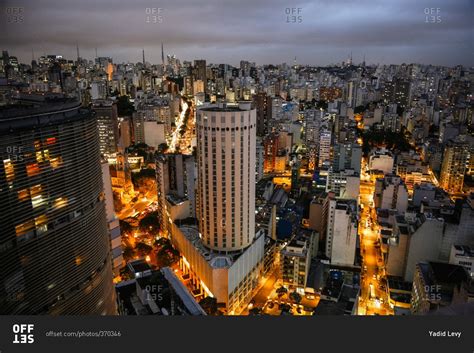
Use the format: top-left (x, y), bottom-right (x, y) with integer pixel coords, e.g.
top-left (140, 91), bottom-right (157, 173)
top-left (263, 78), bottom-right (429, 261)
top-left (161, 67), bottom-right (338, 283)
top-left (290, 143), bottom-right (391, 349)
top-left (1, 0), bottom-right (473, 66)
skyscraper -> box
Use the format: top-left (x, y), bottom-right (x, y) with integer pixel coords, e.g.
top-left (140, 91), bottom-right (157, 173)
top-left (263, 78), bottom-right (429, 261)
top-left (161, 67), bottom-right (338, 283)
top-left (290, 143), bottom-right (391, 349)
top-left (92, 100), bottom-right (119, 158)
top-left (196, 102), bottom-right (256, 252)
top-left (440, 140), bottom-right (469, 194)
top-left (193, 59), bottom-right (207, 92)
top-left (156, 153), bottom-right (196, 236)
top-left (254, 92), bottom-right (271, 137)
top-left (0, 97), bottom-right (116, 314)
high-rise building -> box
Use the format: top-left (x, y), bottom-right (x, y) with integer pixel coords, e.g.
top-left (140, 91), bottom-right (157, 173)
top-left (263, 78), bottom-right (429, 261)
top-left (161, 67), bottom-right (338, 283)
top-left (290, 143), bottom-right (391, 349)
top-left (318, 129), bottom-right (332, 168)
top-left (168, 102), bottom-right (264, 314)
top-left (254, 92), bottom-right (271, 137)
top-left (440, 140), bottom-right (469, 194)
top-left (193, 59), bottom-right (207, 92)
top-left (325, 199), bottom-right (358, 267)
top-left (196, 102), bottom-right (256, 252)
top-left (0, 97), bottom-right (116, 314)
top-left (156, 153), bottom-right (196, 235)
top-left (386, 214), bottom-right (444, 282)
top-left (92, 100), bottom-right (119, 158)
top-left (383, 79), bottom-right (411, 110)
top-left (411, 262), bottom-right (470, 315)
top-left (101, 159), bottom-right (123, 277)
top-left (332, 142), bottom-right (362, 174)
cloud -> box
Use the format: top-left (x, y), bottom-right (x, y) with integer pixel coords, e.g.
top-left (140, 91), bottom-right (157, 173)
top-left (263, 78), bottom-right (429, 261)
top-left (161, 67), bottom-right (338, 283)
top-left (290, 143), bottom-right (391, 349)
top-left (1, 0), bottom-right (472, 66)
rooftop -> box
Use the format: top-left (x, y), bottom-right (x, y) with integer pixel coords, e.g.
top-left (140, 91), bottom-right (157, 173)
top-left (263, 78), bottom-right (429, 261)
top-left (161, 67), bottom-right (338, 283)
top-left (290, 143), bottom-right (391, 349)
top-left (0, 93), bottom-right (80, 120)
top-left (178, 226), bottom-right (247, 268)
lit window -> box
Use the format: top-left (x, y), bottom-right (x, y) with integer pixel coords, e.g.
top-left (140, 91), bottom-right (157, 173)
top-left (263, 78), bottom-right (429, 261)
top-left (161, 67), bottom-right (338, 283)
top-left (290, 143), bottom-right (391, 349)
top-left (46, 137), bottom-right (56, 145)
top-left (50, 156), bottom-right (62, 169)
top-left (15, 220), bottom-right (35, 237)
top-left (26, 163), bottom-right (40, 177)
top-left (30, 184), bottom-right (42, 196)
top-left (31, 195), bottom-right (45, 208)
top-left (3, 159), bottom-right (15, 181)
top-left (17, 189), bottom-right (29, 201)
top-left (36, 151), bottom-right (43, 162)
top-left (54, 197), bottom-right (68, 209)
top-left (35, 215), bottom-right (48, 234)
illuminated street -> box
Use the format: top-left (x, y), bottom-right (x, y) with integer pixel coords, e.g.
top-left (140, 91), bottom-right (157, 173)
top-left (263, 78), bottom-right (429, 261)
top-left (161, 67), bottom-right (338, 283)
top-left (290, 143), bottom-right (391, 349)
top-left (357, 159), bottom-right (393, 316)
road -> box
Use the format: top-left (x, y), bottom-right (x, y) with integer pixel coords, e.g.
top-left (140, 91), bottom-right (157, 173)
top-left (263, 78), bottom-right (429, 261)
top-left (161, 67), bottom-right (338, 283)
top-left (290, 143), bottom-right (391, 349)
top-left (358, 159), bottom-right (393, 315)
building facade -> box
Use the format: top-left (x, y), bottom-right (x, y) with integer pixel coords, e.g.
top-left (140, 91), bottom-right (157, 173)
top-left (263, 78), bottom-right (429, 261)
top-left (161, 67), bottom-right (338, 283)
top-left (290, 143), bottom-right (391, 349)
top-left (0, 99), bottom-right (116, 314)
top-left (196, 103), bottom-right (256, 252)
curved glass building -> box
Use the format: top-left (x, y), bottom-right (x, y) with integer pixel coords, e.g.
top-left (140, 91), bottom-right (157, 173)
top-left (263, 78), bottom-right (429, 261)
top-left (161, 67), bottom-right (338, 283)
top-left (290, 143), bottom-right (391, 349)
top-left (0, 97), bottom-right (116, 315)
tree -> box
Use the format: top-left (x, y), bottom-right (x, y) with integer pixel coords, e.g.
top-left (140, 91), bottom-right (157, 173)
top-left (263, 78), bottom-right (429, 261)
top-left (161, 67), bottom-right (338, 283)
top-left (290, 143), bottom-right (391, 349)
top-left (155, 246), bottom-right (179, 268)
top-left (158, 143), bottom-right (168, 153)
top-left (199, 296), bottom-right (218, 315)
top-left (290, 291), bottom-right (302, 304)
top-left (132, 168), bottom-right (156, 190)
top-left (120, 220), bottom-right (134, 234)
top-left (316, 100), bottom-right (328, 110)
top-left (123, 245), bottom-right (136, 261)
top-left (354, 105), bottom-right (365, 114)
top-left (276, 286), bottom-right (288, 298)
top-left (139, 212), bottom-right (160, 234)
top-left (135, 242), bottom-right (153, 257)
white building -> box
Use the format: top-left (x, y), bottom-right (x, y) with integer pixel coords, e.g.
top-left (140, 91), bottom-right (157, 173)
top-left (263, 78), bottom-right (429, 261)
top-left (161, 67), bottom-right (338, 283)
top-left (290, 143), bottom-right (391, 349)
top-left (369, 150), bottom-right (394, 175)
top-left (171, 224), bottom-right (264, 315)
top-left (385, 213), bottom-right (444, 282)
top-left (326, 199), bottom-right (358, 267)
top-left (143, 121), bottom-right (166, 148)
top-left (326, 169), bottom-right (360, 200)
top-left (196, 102), bottom-right (256, 252)
top-left (374, 174), bottom-right (409, 213)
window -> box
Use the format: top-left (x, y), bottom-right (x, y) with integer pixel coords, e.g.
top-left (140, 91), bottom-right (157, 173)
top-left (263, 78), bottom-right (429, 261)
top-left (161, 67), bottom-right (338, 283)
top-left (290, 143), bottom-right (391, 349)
top-left (26, 163), bottom-right (40, 177)
top-left (17, 189), bottom-right (29, 201)
top-left (15, 220), bottom-right (35, 240)
top-left (50, 156), bottom-right (62, 169)
top-left (3, 159), bottom-right (15, 181)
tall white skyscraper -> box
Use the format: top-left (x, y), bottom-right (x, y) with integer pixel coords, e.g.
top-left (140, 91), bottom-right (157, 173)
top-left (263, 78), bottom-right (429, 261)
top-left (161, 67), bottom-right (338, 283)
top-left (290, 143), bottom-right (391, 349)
top-left (196, 102), bottom-right (256, 252)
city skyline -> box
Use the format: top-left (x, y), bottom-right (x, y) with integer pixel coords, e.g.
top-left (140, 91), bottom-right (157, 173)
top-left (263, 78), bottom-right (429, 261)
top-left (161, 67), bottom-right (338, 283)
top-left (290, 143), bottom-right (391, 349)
top-left (2, 0), bottom-right (473, 67)
top-left (1, 0), bottom-right (473, 320)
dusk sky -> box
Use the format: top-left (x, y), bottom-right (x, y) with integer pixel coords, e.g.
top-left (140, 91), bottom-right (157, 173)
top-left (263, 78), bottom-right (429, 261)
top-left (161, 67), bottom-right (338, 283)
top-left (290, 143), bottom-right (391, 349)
top-left (1, 0), bottom-right (473, 67)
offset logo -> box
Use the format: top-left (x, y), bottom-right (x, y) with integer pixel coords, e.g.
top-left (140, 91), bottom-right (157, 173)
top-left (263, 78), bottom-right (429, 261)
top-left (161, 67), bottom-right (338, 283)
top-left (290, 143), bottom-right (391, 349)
top-left (12, 324), bottom-right (34, 344)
